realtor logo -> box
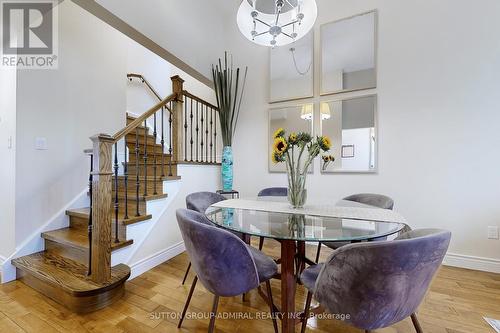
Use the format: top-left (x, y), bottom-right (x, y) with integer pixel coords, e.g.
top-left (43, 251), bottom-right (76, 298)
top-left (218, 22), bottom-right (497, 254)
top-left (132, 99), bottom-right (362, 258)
top-left (1, 0), bottom-right (58, 69)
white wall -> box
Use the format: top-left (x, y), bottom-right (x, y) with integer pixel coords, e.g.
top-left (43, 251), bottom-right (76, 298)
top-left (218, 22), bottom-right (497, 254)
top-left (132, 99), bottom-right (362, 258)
top-left (0, 67), bottom-right (17, 259)
top-left (226, 0), bottom-right (500, 266)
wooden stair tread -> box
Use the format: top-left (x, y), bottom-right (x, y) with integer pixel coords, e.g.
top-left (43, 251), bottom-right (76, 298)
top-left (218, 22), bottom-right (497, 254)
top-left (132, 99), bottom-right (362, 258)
top-left (12, 252), bottom-right (130, 296)
top-left (66, 207), bottom-right (152, 226)
top-left (116, 175), bottom-right (181, 181)
top-left (112, 192), bottom-right (168, 201)
top-left (42, 228), bottom-right (133, 251)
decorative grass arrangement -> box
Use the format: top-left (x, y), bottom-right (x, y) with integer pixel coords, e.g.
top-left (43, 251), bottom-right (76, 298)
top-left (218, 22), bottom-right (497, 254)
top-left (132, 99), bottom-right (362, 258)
top-left (212, 52), bottom-right (248, 147)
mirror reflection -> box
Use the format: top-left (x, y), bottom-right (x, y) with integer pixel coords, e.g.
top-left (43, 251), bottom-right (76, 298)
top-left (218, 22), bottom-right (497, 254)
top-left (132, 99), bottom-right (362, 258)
top-left (321, 11), bottom-right (377, 94)
top-left (269, 104), bottom-right (314, 172)
top-left (270, 30), bottom-right (314, 102)
top-left (321, 95), bottom-right (376, 172)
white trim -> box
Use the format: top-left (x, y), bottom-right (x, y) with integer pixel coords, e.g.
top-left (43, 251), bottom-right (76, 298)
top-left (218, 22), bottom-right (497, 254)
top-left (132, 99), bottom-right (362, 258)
top-left (0, 255), bottom-right (5, 278)
top-left (1, 188), bottom-right (89, 283)
top-left (443, 252), bottom-right (500, 274)
top-left (129, 241), bottom-right (185, 280)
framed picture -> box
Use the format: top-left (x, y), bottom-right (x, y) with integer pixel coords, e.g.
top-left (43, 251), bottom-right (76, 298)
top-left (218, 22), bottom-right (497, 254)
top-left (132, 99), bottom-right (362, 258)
top-left (320, 10), bottom-right (377, 95)
top-left (341, 145), bottom-right (355, 158)
top-left (270, 30), bottom-right (314, 103)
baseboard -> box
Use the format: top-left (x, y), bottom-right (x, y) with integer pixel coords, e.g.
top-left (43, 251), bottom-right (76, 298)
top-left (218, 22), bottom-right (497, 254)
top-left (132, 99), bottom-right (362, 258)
top-left (443, 252), bottom-right (500, 274)
top-left (129, 241), bottom-right (185, 280)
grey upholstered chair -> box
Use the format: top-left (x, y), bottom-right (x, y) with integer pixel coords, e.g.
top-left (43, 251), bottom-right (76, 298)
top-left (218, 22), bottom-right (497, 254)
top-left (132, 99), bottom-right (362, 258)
top-left (182, 191), bottom-right (228, 284)
top-left (315, 193), bottom-right (395, 263)
top-left (257, 187), bottom-right (288, 250)
top-left (176, 209), bottom-right (279, 333)
top-left (300, 229), bottom-right (451, 333)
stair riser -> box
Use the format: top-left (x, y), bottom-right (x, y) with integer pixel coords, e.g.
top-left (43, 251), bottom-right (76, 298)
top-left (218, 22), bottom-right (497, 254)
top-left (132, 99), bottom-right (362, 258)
top-left (126, 164), bottom-right (177, 177)
top-left (128, 153), bottom-right (172, 164)
top-left (115, 182), bottom-right (164, 195)
top-left (126, 142), bottom-right (165, 154)
top-left (125, 135), bottom-right (157, 146)
top-left (69, 215), bottom-right (88, 231)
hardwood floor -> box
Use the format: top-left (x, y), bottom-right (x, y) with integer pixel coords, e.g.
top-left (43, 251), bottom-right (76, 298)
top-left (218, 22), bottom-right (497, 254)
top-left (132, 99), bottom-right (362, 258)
top-left (1, 240), bottom-right (499, 333)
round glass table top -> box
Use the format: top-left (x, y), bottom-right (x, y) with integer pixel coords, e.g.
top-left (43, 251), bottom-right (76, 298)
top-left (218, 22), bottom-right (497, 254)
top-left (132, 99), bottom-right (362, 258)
top-left (205, 199), bottom-right (407, 242)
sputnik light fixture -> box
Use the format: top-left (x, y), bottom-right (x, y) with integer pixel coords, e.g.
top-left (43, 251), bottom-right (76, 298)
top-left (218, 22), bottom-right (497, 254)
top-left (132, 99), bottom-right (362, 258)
top-left (237, 0), bottom-right (317, 47)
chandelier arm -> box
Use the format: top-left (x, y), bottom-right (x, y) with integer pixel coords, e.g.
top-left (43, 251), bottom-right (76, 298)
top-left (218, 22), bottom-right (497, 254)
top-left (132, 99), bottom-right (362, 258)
top-left (254, 30), bottom-right (268, 37)
top-left (281, 31), bottom-right (294, 39)
top-left (275, 10), bottom-right (281, 26)
top-left (284, 0), bottom-right (295, 8)
top-left (280, 20), bottom-right (299, 29)
top-left (255, 18), bottom-right (271, 27)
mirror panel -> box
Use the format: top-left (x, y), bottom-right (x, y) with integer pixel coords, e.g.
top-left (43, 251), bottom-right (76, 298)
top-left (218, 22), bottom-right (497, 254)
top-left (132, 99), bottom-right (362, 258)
top-left (321, 95), bottom-right (376, 173)
top-left (269, 104), bottom-right (314, 172)
top-left (321, 11), bottom-right (377, 95)
top-left (270, 30), bottom-right (314, 102)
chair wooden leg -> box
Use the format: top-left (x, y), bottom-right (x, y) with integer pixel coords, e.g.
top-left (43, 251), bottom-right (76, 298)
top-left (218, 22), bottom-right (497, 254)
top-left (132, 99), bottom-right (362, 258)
top-left (365, 331), bottom-right (372, 333)
top-left (265, 281), bottom-right (279, 333)
top-left (259, 236), bottom-right (265, 250)
top-left (182, 262), bottom-right (191, 285)
top-left (178, 275), bottom-right (198, 328)
top-left (411, 313), bottom-right (423, 333)
top-left (208, 295), bottom-right (220, 333)
top-left (301, 291), bottom-right (313, 333)
top-left (315, 242), bottom-right (322, 263)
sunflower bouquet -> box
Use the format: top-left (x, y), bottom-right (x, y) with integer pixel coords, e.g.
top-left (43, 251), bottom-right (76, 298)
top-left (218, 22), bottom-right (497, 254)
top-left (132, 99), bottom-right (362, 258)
top-left (272, 128), bottom-right (333, 208)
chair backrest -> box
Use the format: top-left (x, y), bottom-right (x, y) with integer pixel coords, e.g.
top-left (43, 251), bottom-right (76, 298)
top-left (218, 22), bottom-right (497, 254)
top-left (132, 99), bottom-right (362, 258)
top-left (176, 209), bottom-right (259, 297)
top-left (314, 229), bottom-right (451, 330)
top-left (343, 193), bottom-right (394, 210)
top-left (186, 191), bottom-right (226, 214)
top-left (258, 187), bottom-right (287, 197)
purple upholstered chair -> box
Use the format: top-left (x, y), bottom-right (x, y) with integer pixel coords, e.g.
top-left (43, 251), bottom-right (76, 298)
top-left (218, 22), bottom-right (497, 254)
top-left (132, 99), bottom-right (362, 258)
top-left (176, 209), bottom-right (279, 333)
top-left (315, 193), bottom-right (395, 263)
top-left (182, 191), bottom-right (228, 284)
top-left (300, 229), bottom-right (451, 333)
top-left (257, 187), bottom-right (288, 250)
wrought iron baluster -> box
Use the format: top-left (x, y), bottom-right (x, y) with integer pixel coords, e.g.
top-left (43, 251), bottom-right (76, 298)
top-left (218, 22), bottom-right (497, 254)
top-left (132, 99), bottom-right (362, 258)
top-left (184, 95), bottom-right (188, 162)
top-left (190, 98), bottom-right (194, 162)
top-left (143, 120), bottom-right (148, 196)
top-left (200, 103), bottom-right (204, 162)
top-left (214, 108), bottom-right (217, 163)
top-left (196, 101), bottom-right (199, 162)
top-left (161, 106), bottom-right (165, 177)
top-left (205, 105), bottom-right (209, 163)
top-left (210, 107), bottom-right (213, 163)
top-left (113, 143), bottom-right (119, 243)
top-left (87, 154), bottom-right (93, 276)
top-left (123, 139), bottom-right (129, 220)
top-left (135, 128), bottom-right (140, 216)
top-left (153, 112), bottom-right (158, 195)
top-left (168, 102), bottom-right (173, 177)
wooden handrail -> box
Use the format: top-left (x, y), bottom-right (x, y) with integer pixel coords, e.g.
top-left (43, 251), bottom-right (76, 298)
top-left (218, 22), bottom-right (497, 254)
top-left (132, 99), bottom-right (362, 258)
top-left (182, 90), bottom-right (219, 111)
top-left (112, 92), bottom-right (177, 142)
top-left (127, 73), bottom-right (162, 102)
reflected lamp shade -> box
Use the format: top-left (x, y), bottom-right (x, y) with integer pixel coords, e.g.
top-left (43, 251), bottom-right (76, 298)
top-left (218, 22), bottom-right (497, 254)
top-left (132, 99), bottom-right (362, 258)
top-left (237, 0), bottom-right (317, 47)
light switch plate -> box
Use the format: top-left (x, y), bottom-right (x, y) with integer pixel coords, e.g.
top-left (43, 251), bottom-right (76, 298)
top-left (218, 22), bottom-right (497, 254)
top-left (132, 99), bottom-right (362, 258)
top-left (35, 137), bottom-right (48, 150)
top-left (487, 226), bottom-right (499, 240)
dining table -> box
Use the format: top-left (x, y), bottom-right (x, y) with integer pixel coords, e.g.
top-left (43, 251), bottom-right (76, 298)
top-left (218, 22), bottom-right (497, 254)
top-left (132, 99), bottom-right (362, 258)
top-left (205, 198), bottom-right (408, 333)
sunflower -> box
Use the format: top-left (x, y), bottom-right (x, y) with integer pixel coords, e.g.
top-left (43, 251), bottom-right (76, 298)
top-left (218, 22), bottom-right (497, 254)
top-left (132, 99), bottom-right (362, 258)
top-left (288, 132), bottom-right (298, 145)
top-left (273, 128), bottom-right (285, 139)
top-left (319, 136), bottom-right (332, 151)
top-left (273, 137), bottom-right (288, 154)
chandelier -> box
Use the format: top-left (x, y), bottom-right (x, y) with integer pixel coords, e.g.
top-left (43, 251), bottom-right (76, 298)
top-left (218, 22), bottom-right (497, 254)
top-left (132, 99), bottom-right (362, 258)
top-left (237, 0), bottom-right (317, 47)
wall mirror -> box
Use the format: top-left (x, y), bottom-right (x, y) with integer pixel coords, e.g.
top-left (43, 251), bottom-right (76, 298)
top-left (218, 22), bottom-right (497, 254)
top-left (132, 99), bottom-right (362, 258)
top-left (321, 11), bottom-right (377, 95)
top-left (270, 30), bottom-right (314, 103)
top-left (321, 95), bottom-right (377, 173)
top-left (269, 104), bottom-right (314, 173)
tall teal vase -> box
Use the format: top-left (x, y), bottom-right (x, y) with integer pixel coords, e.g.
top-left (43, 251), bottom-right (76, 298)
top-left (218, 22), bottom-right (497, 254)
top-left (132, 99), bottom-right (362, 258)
top-left (222, 146), bottom-right (233, 191)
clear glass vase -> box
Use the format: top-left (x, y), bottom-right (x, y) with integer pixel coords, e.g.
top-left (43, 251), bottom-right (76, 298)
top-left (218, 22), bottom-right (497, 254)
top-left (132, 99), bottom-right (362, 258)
top-left (286, 161), bottom-right (307, 209)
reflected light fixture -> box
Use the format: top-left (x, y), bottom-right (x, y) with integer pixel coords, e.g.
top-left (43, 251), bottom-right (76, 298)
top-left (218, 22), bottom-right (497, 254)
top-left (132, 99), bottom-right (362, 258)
top-left (300, 103), bottom-right (331, 121)
top-left (237, 0), bottom-right (317, 47)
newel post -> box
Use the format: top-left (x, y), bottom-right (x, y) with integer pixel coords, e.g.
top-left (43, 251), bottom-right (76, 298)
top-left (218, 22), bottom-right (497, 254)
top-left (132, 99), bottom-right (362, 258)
top-left (171, 75), bottom-right (184, 162)
top-left (90, 134), bottom-right (113, 283)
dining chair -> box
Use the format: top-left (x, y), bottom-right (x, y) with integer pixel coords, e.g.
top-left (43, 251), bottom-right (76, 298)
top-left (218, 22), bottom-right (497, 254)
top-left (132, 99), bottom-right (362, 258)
top-left (300, 228), bottom-right (451, 333)
top-left (182, 191), bottom-right (228, 285)
top-left (315, 193), bottom-right (395, 263)
top-left (257, 187), bottom-right (288, 250)
top-left (176, 208), bottom-right (279, 333)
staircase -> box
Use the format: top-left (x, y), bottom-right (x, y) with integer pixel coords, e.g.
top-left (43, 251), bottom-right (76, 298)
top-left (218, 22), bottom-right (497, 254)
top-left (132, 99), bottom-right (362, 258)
top-left (11, 74), bottom-right (220, 313)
